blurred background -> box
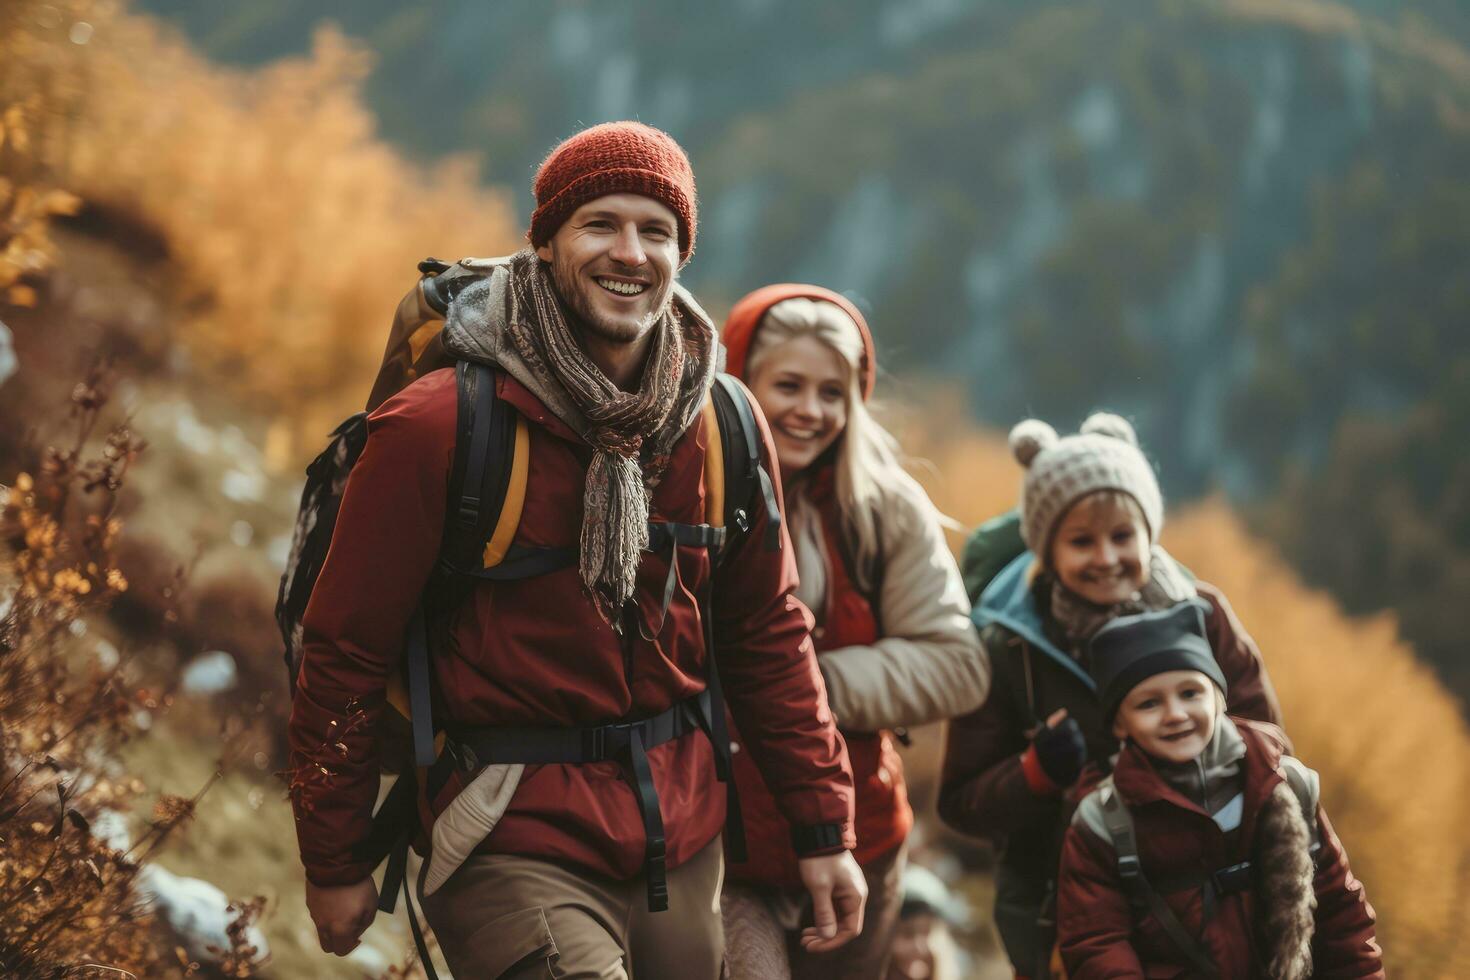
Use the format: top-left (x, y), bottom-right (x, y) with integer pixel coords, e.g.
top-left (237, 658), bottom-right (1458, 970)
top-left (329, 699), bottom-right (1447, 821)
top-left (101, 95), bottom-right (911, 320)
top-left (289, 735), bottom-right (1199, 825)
top-left (1, 0), bottom-right (1467, 976)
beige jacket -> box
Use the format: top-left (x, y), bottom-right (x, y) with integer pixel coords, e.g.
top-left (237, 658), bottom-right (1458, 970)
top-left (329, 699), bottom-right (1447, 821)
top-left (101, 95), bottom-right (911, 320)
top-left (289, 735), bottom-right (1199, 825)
top-left (817, 470), bottom-right (990, 733)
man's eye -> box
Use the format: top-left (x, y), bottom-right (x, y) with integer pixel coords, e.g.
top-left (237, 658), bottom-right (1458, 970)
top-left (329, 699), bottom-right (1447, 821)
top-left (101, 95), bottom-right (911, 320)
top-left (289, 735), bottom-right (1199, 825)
top-left (1136, 699), bottom-right (1158, 710)
top-left (585, 220), bottom-right (614, 230)
top-left (643, 226), bottom-right (671, 240)
top-left (820, 385), bottom-right (844, 401)
top-left (1069, 536), bottom-right (1091, 548)
top-left (775, 380), bottom-right (800, 392)
top-left (1114, 529), bottom-right (1135, 543)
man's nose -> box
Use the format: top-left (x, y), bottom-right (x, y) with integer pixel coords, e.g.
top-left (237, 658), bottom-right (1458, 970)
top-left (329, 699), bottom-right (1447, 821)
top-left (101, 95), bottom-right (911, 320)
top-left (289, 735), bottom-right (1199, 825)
top-left (609, 223), bottom-right (647, 267)
top-left (1163, 698), bottom-right (1188, 721)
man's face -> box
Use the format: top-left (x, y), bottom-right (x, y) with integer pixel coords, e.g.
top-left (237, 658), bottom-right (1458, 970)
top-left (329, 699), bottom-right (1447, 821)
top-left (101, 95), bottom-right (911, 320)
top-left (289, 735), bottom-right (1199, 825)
top-left (535, 193), bottom-right (680, 345)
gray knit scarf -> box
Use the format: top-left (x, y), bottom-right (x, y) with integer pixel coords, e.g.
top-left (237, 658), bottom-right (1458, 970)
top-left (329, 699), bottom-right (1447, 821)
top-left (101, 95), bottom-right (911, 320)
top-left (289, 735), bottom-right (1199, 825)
top-left (1048, 544), bottom-right (1198, 653)
top-left (503, 252), bottom-right (716, 623)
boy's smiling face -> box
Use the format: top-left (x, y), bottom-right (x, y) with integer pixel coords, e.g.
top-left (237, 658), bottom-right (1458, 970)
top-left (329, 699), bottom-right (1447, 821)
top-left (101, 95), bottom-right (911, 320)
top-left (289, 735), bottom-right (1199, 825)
top-left (1112, 669), bottom-right (1219, 764)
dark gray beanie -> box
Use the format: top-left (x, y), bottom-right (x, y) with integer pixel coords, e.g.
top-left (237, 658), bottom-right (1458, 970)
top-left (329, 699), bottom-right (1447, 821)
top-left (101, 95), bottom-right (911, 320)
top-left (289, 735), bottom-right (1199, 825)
top-left (1090, 600), bottom-right (1226, 725)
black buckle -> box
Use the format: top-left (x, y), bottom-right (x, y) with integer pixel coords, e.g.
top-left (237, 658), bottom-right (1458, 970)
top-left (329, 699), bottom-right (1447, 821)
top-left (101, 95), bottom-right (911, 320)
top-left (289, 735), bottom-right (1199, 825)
top-left (646, 836), bottom-right (669, 911)
top-left (582, 727), bottom-right (608, 760)
top-left (1211, 860), bottom-right (1252, 896)
top-left (457, 493), bottom-right (480, 525)
top-left (1117, 853), bottom-right (1142, 882)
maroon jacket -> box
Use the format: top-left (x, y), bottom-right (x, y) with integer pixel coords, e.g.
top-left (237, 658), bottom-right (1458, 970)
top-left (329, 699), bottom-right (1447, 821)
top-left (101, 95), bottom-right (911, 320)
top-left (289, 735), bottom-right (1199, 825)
top-left (1058, 720), bottom-right (1383, 979)
top-left (288, 367), bottom-right (855, 886)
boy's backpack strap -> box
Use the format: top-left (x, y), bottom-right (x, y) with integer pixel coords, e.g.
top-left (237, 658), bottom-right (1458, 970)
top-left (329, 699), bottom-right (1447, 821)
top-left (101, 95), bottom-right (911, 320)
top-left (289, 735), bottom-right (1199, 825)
top-left (1278, 755), bottom-right (1322, 858)
top-left (1094, 780), bottom-right (1223, 979)
top-left (709, 374), bottom-right (781, 552)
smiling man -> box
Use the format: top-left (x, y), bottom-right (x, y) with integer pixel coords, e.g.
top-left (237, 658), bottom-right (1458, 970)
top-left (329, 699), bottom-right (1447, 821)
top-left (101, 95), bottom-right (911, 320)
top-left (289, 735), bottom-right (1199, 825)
top-left (289, 122), bottom-right (865, 978)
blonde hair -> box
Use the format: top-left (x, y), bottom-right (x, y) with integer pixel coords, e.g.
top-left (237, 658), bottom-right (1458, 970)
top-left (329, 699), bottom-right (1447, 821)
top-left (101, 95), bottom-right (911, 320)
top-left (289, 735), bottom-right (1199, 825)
top-left (746, 296), bottom-right (906, 602)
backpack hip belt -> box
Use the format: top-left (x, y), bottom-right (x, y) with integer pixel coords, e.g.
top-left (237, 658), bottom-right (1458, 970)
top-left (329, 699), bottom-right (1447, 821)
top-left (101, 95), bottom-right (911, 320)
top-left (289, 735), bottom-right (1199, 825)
top-left (443, 689), bottom-right (712, 912)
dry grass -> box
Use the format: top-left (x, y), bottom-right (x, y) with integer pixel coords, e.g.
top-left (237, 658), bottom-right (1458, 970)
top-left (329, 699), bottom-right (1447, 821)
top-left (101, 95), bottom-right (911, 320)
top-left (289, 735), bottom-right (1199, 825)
top-left (3, 0), bottom-right (521, 458)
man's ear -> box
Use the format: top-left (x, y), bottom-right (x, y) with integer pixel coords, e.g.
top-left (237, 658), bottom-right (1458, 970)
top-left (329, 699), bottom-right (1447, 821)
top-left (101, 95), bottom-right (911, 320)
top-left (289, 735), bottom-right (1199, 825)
top-left (1112, 717), bottom-right (1128, 741)
top-left (535, 243), bottom-right (553, 262)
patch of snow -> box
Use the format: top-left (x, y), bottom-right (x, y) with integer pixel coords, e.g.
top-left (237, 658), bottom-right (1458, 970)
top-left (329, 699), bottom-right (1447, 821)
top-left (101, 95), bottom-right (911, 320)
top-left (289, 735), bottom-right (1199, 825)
top-left (181, 651), bottom-right (238, 695)
top-left (90, 808), bottom-right (132, 852)
top-left (0, 318), bottom-right (15, 389)
top-left (134, 864), bottom-right (270, 966)
top-left (95, 638), bottom-right (120, 670)
top-left (221, 468), bottom-right (265, 503)
top-left (230, 520), bottom-right (255, 548)
top-left (347, 943), bottom-right (391, 976)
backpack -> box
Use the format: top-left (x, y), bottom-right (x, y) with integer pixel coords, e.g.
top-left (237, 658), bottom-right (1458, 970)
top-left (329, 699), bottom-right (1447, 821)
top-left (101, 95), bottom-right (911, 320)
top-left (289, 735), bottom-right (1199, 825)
top-left (1086, 759), bottom-right (1321, 979)
top-left (274, 258), bottom-right (779, 960)
top-left (960, 508), bottom-right (1026, 605)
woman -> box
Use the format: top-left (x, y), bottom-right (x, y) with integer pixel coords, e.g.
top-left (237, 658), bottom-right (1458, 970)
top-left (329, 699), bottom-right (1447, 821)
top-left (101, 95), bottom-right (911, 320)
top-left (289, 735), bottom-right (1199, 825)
top-left (720, 284), bottom-right (990, 979)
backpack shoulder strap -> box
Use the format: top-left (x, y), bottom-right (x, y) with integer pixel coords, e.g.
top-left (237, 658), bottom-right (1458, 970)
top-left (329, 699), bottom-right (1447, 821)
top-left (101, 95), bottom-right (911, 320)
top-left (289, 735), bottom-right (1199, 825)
top-left (1278, 755), bottom-right (1322, 856)
top-left (709, 373), bottom-right (781, 552)
top-left (442, 360), bottom-right (515, 574)
top-left (1091, 778), bottom-right (1223, 979)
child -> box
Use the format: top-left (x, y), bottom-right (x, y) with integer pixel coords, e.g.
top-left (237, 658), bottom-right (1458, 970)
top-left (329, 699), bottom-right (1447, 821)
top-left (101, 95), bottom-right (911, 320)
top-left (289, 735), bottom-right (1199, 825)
top-left (939, 413), bottom-right (1283, 979)
top-left (1058, 602), bottom-right (1382, 979)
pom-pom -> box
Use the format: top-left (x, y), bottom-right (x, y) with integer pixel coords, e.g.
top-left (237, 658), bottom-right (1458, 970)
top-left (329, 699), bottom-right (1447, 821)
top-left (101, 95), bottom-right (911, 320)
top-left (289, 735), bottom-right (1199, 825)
top-left (1080, 412), bottom-right (1138, 446)
top-left (1009, 419), bottom-right (1058, 467)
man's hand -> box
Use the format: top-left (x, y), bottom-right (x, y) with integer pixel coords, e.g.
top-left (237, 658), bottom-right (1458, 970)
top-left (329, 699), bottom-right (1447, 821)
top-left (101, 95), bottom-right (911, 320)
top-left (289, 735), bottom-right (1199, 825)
top-left (797, 850), bottom-right (868, 953)
top-left (306, 877), bottom-right (378, 955)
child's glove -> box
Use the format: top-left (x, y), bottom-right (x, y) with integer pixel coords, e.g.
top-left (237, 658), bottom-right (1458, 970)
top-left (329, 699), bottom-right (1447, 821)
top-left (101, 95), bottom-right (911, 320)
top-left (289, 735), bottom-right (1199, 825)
top-left (1027, 716), bottom-right (1087, 790)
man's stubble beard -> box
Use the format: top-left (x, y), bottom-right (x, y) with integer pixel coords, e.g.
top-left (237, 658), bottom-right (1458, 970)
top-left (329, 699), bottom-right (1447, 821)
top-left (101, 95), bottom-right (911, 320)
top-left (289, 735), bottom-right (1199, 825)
top-left (546, 249), bottom-right (674, 346)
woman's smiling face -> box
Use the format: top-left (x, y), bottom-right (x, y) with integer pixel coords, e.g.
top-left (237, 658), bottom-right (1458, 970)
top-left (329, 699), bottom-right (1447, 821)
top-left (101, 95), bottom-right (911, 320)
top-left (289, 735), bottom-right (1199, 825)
top-left (749, 335), bottom-right (849, 478)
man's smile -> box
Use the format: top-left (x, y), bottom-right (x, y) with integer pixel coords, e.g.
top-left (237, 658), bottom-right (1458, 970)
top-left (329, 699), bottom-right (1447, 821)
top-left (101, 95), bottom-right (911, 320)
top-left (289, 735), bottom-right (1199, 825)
top-left (594, 276), bottom-right (648, 296)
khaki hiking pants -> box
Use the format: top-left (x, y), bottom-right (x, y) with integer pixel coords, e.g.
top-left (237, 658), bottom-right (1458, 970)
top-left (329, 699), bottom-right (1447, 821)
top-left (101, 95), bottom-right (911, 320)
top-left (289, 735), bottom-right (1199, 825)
top-left (418, 835), bottom-right (725, 979)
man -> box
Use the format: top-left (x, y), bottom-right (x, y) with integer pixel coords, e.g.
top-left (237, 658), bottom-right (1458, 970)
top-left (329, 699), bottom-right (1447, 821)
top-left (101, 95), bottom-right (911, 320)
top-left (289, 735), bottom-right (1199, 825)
top-left (289, 121), bottom-right (867, 978)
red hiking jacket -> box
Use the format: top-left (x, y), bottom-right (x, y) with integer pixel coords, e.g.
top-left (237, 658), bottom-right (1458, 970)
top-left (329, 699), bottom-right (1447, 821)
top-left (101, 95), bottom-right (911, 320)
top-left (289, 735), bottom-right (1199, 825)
top-left (288, 368), bottom-right (855, 886)
top-left (1058, 719), bottom-right (1382, 979)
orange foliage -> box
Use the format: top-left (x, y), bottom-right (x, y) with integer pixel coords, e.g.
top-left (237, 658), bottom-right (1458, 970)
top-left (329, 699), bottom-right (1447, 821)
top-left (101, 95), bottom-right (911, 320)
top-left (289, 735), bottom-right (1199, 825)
top-left (1167, 502), bottom-right (1470, 978)
top-left (899, 398), bottom-right (1470, 977)
top-left (2, 0), bottom-right (520, 450)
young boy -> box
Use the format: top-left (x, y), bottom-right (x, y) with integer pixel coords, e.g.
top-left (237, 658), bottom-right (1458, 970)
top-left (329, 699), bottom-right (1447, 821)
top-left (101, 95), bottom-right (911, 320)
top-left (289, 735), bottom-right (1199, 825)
top-left (1057, 602), bottom-right (1382, 979)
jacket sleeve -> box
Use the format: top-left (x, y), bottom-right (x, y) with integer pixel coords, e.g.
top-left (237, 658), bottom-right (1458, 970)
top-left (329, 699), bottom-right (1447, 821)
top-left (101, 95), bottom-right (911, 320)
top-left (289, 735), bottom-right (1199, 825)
top-left (712, 379), bottom-right (855, 850)
top-left (937, 636), bottom-right (1060, 841)
top-left (816, 472), bottom-right (990, 732)
top-left (1057, 822), bottom-right (1146, 979)
top-left (1309, 806), bottom-right (1385, 978)
top-left (1199, 582), bottom-right (1284, 729)
top-left (286, 369), bottom-right (457, 886)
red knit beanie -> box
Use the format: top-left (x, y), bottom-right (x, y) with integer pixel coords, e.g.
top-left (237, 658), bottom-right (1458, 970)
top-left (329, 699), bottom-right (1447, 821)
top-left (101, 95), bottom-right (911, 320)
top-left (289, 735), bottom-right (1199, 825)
top-left (528, 122), bottom-right (697, 263)
top-left (722, 284), bottom-right (877, 400)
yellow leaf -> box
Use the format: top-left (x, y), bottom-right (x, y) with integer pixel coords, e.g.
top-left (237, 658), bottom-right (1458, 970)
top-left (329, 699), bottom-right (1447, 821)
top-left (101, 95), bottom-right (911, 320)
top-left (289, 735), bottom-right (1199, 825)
top-left (6, 284), bottom-right (37, 307)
